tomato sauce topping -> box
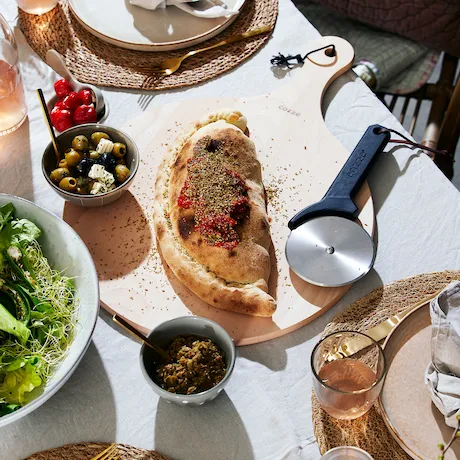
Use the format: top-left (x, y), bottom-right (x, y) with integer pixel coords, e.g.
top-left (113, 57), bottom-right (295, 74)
top-left (177, 136), bottom-right (249, 249)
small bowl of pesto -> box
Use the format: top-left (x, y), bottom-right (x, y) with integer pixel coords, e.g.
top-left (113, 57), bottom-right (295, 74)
top-left (140, 316), bottom-right (236, 406)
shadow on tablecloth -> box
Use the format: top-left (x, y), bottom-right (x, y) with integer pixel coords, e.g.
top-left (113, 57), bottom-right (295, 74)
top-left (2, 342), bottom-right (117, 458)
top-left (0, 119), bottom-right (33, 201)
top-left (154, 392), bottom-right (254, 460)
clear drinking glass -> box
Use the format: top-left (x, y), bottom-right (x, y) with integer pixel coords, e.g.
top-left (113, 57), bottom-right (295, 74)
top-left (17, 0), bottom-right (59, 15)
top-left (311, 331), bottom-right (386, 420)
top-left (0, 15), bottom-right (27, 136)
top-left (321, 446), bottom-right (374, 460)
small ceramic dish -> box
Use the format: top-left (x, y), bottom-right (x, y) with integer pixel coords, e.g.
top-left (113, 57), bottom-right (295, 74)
top-left (42, 123), bottom-right (139, 207)
top-left (46, 95), bottom-right (109, 134)
top-left (140, 316), bottom-right (236, 406)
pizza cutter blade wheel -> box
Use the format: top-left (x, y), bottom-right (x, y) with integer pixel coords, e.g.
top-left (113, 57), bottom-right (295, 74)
top-left (285, 216), bottom-right (375, 287)
top-left (286, 125), bottom-right (391, 287)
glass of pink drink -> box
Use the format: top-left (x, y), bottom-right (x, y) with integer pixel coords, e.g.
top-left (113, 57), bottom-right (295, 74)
top-left (0, 14), bottom-right (27, 136)
top-left (311, 331), bottom-right (386, 420)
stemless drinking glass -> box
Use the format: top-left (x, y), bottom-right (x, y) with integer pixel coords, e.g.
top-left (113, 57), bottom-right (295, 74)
top-left (17, 0), bottom-right (59, 15)
top-left (0, 15), bottom-right (27, 136)
top-left (311, 331), bottom-right (386, 420)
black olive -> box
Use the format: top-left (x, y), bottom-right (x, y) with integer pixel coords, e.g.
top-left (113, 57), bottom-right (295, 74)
top-left (96, 153), bottom-right (117, 172)
top-left (76, 158), bottom-right (95, 177)
top-left (207, 139), bottom-right (220, 152)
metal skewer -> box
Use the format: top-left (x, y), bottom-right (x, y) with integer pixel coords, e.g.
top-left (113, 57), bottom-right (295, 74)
top-left (112, 314), bottom-right (169, 362)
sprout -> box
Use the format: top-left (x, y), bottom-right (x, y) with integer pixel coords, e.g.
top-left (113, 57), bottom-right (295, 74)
top-left (436, 420), bottom-right (460, 458)
top-left (0, 240), bottom-right (78, 407)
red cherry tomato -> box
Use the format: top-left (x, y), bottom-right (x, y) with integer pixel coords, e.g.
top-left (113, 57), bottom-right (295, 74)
top-left (78, 89), bottom-right (93, 105)
top-left (51, 108), bottom-right (74, 132)
top-left (73, 104), bottom-right (97, 125)
top-left (53, 98), bottom-right (67, 111)
top-left (62, 91), bottom-right (82, 110)
top-left (54, 79), bottom-right (73, 98)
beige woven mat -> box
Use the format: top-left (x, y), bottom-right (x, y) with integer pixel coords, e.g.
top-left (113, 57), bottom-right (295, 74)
top-left (18, 0), bottom-right (277, 91)
top-left (26, 442), bottom-right (172, 460)
top-left (312, 270), bottom-right (460, 460)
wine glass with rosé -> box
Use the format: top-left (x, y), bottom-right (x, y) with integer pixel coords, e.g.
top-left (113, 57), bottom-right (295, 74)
top-left (0, 14), bottom-right (27, 136)
top-left (311, 331), bottom-right (386, 420)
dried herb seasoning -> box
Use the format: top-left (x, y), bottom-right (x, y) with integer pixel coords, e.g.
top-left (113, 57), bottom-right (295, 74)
top-left (177, 136), bottom-right (249, 249)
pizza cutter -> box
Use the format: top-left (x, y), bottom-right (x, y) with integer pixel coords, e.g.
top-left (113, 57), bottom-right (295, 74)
top-left (285, 125), bottom-right (390, 287)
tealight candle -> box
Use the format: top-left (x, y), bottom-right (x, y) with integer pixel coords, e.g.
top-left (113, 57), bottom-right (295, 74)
top-left (17, 0), bottom-right (59, 15)
top-left (321, 446), bottom-right (374, 460)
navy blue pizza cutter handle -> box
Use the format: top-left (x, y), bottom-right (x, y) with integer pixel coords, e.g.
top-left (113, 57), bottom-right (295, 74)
top-left (288, 125), bottom-right (390, 230)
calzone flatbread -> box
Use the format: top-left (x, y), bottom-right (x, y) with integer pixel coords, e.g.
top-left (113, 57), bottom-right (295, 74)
top-left (154, 110), bottom-right (276, 317)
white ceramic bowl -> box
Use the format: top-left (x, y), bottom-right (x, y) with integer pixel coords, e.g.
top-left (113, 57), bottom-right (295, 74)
top-left (140, 316), bottom-right (236, 406)
top-left (42, 124), bottom-right (139, 207)
top-left (0, 194), bottom-right (99, 428)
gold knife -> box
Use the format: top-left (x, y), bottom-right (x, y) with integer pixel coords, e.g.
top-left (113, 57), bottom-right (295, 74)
top-left (326, 289), bottom-right (442, 362)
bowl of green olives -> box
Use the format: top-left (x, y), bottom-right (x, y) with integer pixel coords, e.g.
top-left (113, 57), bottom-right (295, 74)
top-left (42, 124), bottom-right (139, 207)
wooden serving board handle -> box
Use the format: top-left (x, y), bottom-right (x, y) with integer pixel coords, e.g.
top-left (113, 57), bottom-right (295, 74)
top-left (63, 36), bottom-right (375, 345)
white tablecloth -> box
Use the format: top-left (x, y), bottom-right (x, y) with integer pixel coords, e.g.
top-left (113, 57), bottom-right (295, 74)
top-left (1, 1), bottom-right (460, 459)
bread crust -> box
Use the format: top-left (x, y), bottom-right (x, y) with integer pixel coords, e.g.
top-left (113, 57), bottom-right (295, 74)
top-left (154, 111), bottom-right (276, 317)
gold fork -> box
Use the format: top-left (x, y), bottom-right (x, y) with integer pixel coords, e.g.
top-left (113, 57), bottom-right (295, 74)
top-left (151, 24), bottom-right (273, 76)
top-left (91, 443), bottom-right (120, 460)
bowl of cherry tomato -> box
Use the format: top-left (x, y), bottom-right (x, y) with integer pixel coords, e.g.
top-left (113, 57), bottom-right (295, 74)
top-left (42, 124), bottom-right (139, 207)
top-left (47, 79), bottom-right (108, 132)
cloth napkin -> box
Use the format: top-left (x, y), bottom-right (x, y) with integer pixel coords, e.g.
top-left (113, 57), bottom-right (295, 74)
top-left (425, 281), bottom-right (460, 428)
top-left (129, 0), bottom-right (239, 18)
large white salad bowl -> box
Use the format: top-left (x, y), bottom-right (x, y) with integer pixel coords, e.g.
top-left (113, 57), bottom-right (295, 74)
top-left (0, 194), bottom-right (99, 427)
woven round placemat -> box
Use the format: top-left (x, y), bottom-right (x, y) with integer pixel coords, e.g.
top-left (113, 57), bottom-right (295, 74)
top-left (18, 0), bottom-right (277, 91)
top-left (26, 442), bottom-right (172, 459)
top-left (312, 270), bottom-right (460, 460)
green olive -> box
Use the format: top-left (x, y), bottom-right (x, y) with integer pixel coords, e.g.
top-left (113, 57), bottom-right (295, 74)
top-left (112, 142), bottom-right (127, 158)
top-left (116, 158), bottom-right (126, 165)
top-left (50, 167), bottom-right (70, 184)
top-left (90, 132), bottom-right (111, 146)
top-left (59, 177), bottom-right (77, 192)
top-left (65, 148), bottom-right (83, 167)
top-left (89, 150), bottom-right (100, 160)
top-left (114, 165), bottom-right (130, 183)
top-left (76, 185), bottom-right (89, 195)
top-left (58, 159), bottom-right (69, 169)
top-left (72, 135), bottom-right (89, 152)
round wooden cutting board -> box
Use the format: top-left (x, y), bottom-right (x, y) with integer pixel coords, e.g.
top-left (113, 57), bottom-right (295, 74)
top-left (63, 36), bottom-right (375, 345)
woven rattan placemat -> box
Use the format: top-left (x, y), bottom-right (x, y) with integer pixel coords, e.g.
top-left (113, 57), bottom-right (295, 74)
top-left (18, 0), bottom-right (277, 91)
top-left (312, 270), bottom-right (460, 460)
top-left (26, 442), bottom-right (172, 459)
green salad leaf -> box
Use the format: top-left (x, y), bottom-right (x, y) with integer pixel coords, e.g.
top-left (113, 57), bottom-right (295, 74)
top-left (0, 403), bottom-right (20, 416)
top-left (0, 203), bottom-right (77, 416)
top-left (0, 219), bottom-right (41, 251)
top-left (0, 208), bottom-right (41, 268)
top-left (0, 303), bottom-right (30, 344)
top-left (0, 204), bottom-right (14, 232)
top-left (0, 357), bottom-right (42, 405)
top-left (9, 219), bottom-right (41, 246)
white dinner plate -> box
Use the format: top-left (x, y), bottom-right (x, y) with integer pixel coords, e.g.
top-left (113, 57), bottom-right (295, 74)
top-left (68, 0), bottom-right (246, 51)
